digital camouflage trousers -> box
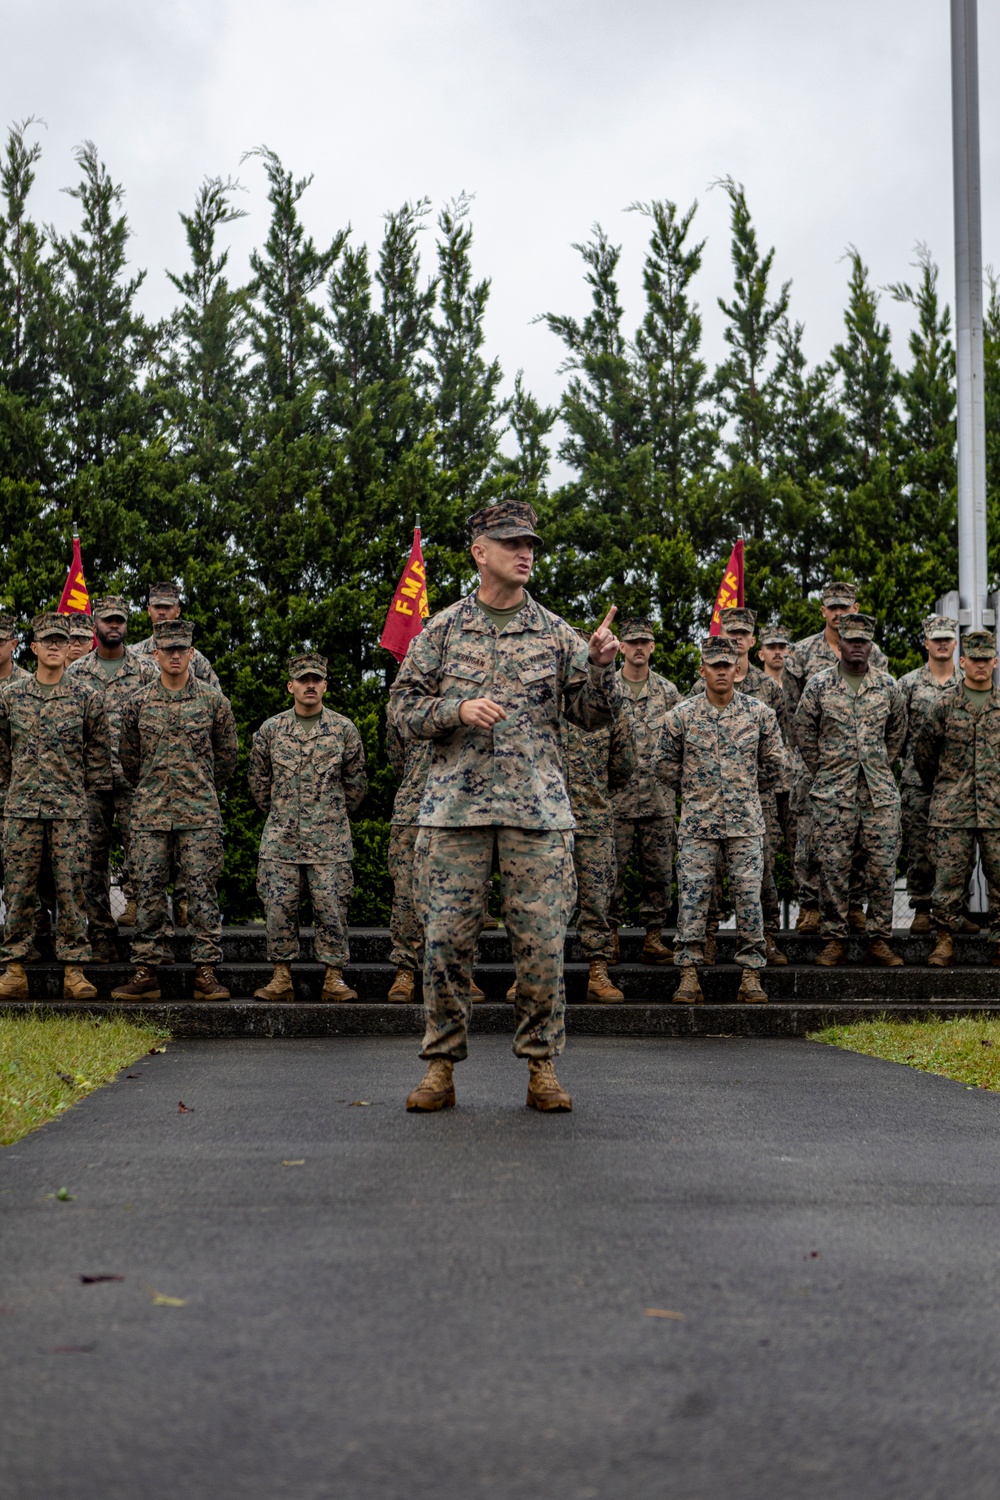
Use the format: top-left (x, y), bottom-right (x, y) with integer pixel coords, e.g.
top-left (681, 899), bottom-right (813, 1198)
top-left (931, 827), bottom-right (1000, 943)
top-left (86, 784), bottom-right (135, 941)
top-left (793, 779), bottom-right (867, 912)
top-left (709, 793), bottom-right (781, 934)
top-left (900, 784), bottom-right (979, 910)
top-left (811, 780), bottom-right (900, 940)
top-left (130, 825), bottom-right (224, 965)
top-left (1, 816), bottom-right (90, 962)
top-left (257, 857), bottom-right (353, 968)
top-left (573, 830), bottom-right (616, 961)
top-left (611, 814), bottom-right (674, 927)
top-left (388, 823), bottom-right (423, 971)
top-left (675, 835), bottom-right (765, 969)
top-left (414, 825), bottom-right (576, 1063)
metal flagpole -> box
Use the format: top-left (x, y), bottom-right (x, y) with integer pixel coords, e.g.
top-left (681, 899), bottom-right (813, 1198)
top-left (951, 0), bottom-right (990, 633)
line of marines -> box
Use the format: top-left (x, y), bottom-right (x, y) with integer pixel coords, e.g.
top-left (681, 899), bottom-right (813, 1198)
top-left (0, 510), bottom-right (997, 1111)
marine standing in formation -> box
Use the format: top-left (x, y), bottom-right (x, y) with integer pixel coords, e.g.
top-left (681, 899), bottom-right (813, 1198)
top-left (795, 613), bottom-right (907, 967)
top-left (68, 597), bottom-right (155, 954)
top-left (112, 619), bottom-right (238, 1002)
top-left (389, 500), bottom-right (622, 1114)
top-left (913, 630), bottom-right (1000, 968)
top-left (0, 613), bottom-right (111, 1000)
top-left (66, 615), bottom-right (95, 663)
top-left (249, 652), bottom-right (367, 1003)
top-left (658, 634), bottom-right (785, 1004)
top-left (610, 618), bottom-right (680, 965)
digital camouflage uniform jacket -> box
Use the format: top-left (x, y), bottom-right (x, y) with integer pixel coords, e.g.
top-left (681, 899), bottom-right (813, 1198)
top-left (912, 687), bottom-right (1000, 828)
top-left (611, 669), bottom-right (681, 821)
top-left (897, 665), bottom-right (961, 789)
top-left (249, 707), bottom-right (368, 862)
top-left (67, 650), bottom-right (156, 789)
top-left (130, 636), bottom-right (221, 690)
top-left (657, 694), bottom-right (785, 839)
top-left (388, 591), bottom-right (622, 830)
top-left (794, 666), bottom-right (907, 808)
top-left (119, 675), bottom-right (238, 829)
top-left (560, 710), bottom-right (636, 837)
top-left (783, 630), bottom-right (888, 714)
top-left (386, 717), bottom-right (433, 827)
top-left (689, 660), bottom-right (789, 749)
top-left (0, 664), bottom-right (32, 692)
top-left (0, 673), bottom-right (112, 818)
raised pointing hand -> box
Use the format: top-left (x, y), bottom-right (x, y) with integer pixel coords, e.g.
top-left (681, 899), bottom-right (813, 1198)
top-left (588, 606), bottom-right (620, 667)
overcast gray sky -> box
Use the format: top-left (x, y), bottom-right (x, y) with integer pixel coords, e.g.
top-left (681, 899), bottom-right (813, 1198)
top-left (6, 0), bottom-right (999, 424)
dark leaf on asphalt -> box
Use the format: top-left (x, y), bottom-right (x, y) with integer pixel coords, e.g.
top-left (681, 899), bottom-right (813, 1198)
top-left (177, 1101), bottom-right (192, 1113)
top-left (79, 1275), bottom-right (125, 1284)
top-left (57, 1187), bottom-right (74, 1201)
top-left (644, 1308), bottom-right (685, 1320)
top-left (805, 1250), bottom-right (821, 1259)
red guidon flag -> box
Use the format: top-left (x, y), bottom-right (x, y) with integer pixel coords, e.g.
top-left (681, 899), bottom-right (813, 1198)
top-left (380, 526), bottom-right (429, 663)
top-left (709, 539), bottom-right (744, 635)
top-left (58, 530), bottom-right (91, 615)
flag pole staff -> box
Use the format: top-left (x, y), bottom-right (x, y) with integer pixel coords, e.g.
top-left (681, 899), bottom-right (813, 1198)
top-left (952, 0), bottom-right (989, 633)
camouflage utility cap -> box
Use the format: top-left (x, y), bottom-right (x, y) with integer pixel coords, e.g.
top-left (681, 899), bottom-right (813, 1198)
top-left (759, 624), bottom-right (790, 647)
top-left (93, 595), bottom-right (130, 621)
top-left (148, 580), bottom-right (181, 606)
top-left (66, 613), bottom-right (95, 638)
top-left (288, 651), bottom-right (328, 679)
top-left (468, 500), bottom-right (542, 545)
top-left (822, 581), bottom-right (857, 607)
top-left (719, 607), bottom-right (757, 633)
top-left (153, 618), bottom-right (194, 650)
top-left (32, 611), bottom-right (70, 640)
top-left (838, 612), bottom-right (875, 641)
top-left (618, 617), bottom-right (655, 643)
top-left (0, 611), bottom-right (17, 640)
top-left (961, 630), bottom-right (997, 660)
top-left (701, 635), bottom-right (739, 664)
top-left (922, 613), bottom-right (958, 641)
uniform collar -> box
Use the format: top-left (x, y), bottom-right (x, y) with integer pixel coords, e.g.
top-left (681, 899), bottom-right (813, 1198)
top-left (461, 589), bottom-right (545, 634)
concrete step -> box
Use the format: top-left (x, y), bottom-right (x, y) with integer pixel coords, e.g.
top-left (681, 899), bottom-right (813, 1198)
top-left (4, 997), bottom-right (1000, 1039)
top-left (31, 924), bottom-right (998, 967)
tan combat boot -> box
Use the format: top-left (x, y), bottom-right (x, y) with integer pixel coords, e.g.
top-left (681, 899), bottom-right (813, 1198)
top-left (118, 900), bottom-right (137, 928)
top-left (0, 963), bottom-right (29, 999)
top-left (796, 907), bottom-right (820, 934)
top-left (469, 980), bottom-right (486, 1003)
top-left (814, 940), bottom-right (846, 967)
top-left (406, 1058), bottom-right (456, 1111)
top-left (111, 964), bottom-right (161, 1000)
top-left (909, 908), bottom-right (932, 935)
top-left (193, 964), bottom-right (230, 1000)
top-left (320, 967), bottom-right (357, 1002)
top-left (254, 963), bottom-right (295, 1001)
top-left (505, 980), bottom-right (517, 1001)
top-left (738, 969), bottom-right (768, 1003)
top-left (927, 930), bottom-right (954, 968)
top-left (387, 967), bottom-right (416, 1003)
top-left (586, 960), bottom-right (624, 1003)
top-left (526, 1058), bottom-right (572, 1111)
top-left (174, 899), bottom-right (189, 928)
top-left (848, 906), bottom-right (867, 932)
top-left (64, 966), bottom-right (98, 1000)
top-left (672, 966), bottom-right (703, 1004)
top-left (865, 938), bottom-right (904, 967)
top-left (764, 933), bottom-right (788, 966)
top-left (90, 938), bottom-right (118, 964)
top-left (960, 915), bottom-right (981, 934)
top-left (640, 927), bottom-right (674, 965)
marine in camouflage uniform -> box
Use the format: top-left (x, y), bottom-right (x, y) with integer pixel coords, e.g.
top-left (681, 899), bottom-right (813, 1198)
top-left (389, 500), bottom-right (622, 1113)
top-left (610, 618), bottom-right (681, 964)
top-left (68, 597), bottom-right (156, 958)
top-left (897, 614), bottom-right (965, 934)
top-left (249, 651), bottom-right (367, 1002)
top-left (561, 688), bottom-right (636, 1001)
top-left (129, 580), bottom-right (221, 688)
top-left (658, 635), bottom-right (785, 1004)
top-left (0, 612), bottom-right (112, 1000)
top-left (0, 612), bottom-right (31, 905)
top-left (912, 630), bottom-right (1000, 964)
top-left (65, 613), bottom-right (95, 664)
top-left (784, 582), bottom-right (888, 931)
top-left (795, 613), bottom-right (907, 966)
top-left (112, 619), bottom-right (238, 1002)
top-left (689, 609), bottom-right (791, 965)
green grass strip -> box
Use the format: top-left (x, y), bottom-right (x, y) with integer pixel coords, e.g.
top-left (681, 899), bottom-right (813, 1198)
top-left (0, 1013), bottom-right (170, 1146)
top-left (811, 1015), bottom-right (1000, 1092)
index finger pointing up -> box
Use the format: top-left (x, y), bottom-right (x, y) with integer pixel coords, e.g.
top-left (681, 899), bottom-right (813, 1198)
top-left (597, 605), bottom-right (618, 632)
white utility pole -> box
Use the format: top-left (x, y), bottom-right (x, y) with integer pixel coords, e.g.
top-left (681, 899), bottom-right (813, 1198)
top-left (951, 0), bottom-right (991, 632)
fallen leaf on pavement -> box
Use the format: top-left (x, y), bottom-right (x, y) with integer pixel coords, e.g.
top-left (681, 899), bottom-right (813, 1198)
top-left (80, 1275), bottom-right (125, 1284)
top-left (644, 1308), bottom-right (685, 1320)
top-left (349, 1100), bottom-right (372, 1107)
top-left (145, 1287), bottom-right (187, 1307)
top-left (149, 1045), bottom-right (167, 1054)
top-left (177, 1102), bottom-right (192, 1113)
top-left (282, 1160), bottom-right (305, 1167)
top-left (56, 1188), bottom-right (74, 1201)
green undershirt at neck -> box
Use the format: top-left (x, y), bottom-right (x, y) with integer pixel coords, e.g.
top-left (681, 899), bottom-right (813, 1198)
top-left (477, 597), bottom-right (525, 633)
top-left (838, 665), bottom-right (867, 695)
top-left (294, 709), bottom-right (322, 730)
top-left (97, 654), bottom-right (126, 678)
top-left (964, 684), bottom-right (993, 710)
top-left (34, 679), bottom-right (59, 696)
top-left (624, 676), bottom-right (646, 699)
